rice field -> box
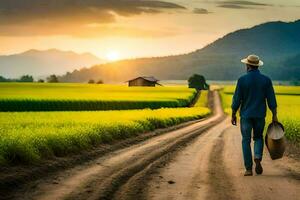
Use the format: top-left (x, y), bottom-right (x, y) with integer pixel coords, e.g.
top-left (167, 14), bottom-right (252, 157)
top-left (0, 91), bottom-right (210, 164)
top-left (220, 86), bottom-right (300, 144)
top-left (222, 85), bottom-right (300, 95)
top-left (0, 83), bottom-right (196, 111)
top-left (194, 90), bottom-right (208, 107)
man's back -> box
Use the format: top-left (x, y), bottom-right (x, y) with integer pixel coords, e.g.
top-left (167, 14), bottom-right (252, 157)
top-left (232, 69), bottom-right (277, 118)
top-left (231, 55), bottom-right (278, 176)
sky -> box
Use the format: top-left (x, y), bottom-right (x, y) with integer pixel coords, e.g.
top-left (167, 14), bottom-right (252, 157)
top-left (0, 0), bottom-right (300, 60)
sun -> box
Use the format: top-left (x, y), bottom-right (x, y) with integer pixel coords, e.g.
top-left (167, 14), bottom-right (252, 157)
top-left (106, 51), bottom-right (120, 61)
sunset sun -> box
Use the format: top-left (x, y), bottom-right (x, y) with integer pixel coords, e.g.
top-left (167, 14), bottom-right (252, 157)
top-left (106, 51), bottom-right (120, 61)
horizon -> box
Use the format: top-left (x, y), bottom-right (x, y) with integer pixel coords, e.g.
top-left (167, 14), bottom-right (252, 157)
top-left (1, 0), bottom-right (300, 60)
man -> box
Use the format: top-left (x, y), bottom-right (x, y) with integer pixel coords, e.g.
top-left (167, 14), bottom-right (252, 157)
top-left (231, 54), bottom-right (277, 176)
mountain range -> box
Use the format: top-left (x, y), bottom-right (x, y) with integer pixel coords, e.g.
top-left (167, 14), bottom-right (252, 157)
top-left (1, 20), bottom-right (300, 82)
top-left (0, 49), bottom-right (104, 78)
top-left (59, 20), bottom-right (300, 82)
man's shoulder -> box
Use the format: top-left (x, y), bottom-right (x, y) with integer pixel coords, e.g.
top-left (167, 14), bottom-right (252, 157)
top-left (259, 73), bottom-right (272, 82)
top-left (239, 71), bottom-right (271, 80)
top-left (237, 74), bottom-right (247, 82)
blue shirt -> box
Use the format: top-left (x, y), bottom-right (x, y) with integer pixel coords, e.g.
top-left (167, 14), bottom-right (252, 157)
top-left (231, 69), bottom-right (277, 118)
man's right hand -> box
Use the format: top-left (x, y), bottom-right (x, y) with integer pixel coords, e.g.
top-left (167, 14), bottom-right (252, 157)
top-left (271, 108), bottom-right (278, 123)
top-left (231, 115), bottom-right (237, 126)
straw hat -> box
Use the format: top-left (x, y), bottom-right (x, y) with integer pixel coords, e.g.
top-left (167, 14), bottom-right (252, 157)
top-left (241, 55), bottom-right (264, 67)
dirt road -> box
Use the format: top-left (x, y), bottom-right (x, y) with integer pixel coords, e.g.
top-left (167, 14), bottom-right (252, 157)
top-left (5, 91), bottom-right (300, 200)
top-left (142, 120), bottom-right (300, 200)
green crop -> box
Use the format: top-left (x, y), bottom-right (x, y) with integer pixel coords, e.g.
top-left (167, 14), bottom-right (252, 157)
top-left (0, 83), bottom-right (196, 111)
top-left (223, 85), bottom-right (300, 95)
top-left (194, 91), bottom-right (208, 107)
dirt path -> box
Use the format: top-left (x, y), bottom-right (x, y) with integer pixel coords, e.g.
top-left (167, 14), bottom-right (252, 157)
top-left (221, 126), bottom-right (300, 200)
top-left (4, 91), bottom-right (300, 200)
top-left (141, 120), bottom-right (299, 200)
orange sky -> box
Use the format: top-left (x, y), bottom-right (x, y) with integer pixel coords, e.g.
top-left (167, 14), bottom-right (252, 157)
top-left (0, 0), bottom-right (300, 60)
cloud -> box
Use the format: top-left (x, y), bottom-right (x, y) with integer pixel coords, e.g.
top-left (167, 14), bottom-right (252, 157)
top-left (217, 1), bottom-right (272, 9)
top-left (0, 23), bottom-right (181, 38)
top-left (219, 1), bottom-right (271, 6)
top-left (217, 4), bottom-right (251, 9)
top-left (0, 0), bottom-right (185, 37)
top-left (193, 8), bottom-right (211, 14)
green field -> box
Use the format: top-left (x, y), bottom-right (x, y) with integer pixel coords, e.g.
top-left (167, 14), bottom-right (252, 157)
top-left (0, 89), bottom-right (209, 164)
top-left (194, 90), bottom-right (209, 107)
top-left (222, 85), bottom-right (300, 95)
top-left (0, 83), bottom-right (196, 111)
top-left (220, 86), bottom-right (300, 144)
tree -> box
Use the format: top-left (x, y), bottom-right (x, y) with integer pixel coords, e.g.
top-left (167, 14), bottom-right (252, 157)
top-left (0, 76), bottom-right (9, 82)
top-left (96, 79), bottom-right (104, 84)
top-left (47, 74), bottom-right (59, 83)
top-left (188, 74), bottom-right (209, 91)
top-left (38, 79), bottom-right (45, 83)
top-left (88, 79), bottom-right (95, 84)
top-left (19, 75), bottom-right (34, 82)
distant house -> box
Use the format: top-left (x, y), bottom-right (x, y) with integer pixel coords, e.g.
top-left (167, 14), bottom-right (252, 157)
top-left (127, 76), bottom-right (161, 87)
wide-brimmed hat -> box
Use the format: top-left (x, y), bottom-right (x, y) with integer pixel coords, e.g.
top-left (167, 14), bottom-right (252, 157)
top-left (241, 54), bottom-right (264, 67)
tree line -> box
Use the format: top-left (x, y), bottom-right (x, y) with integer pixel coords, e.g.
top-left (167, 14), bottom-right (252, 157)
top-left (0, 74), bottom-right (104, 84)
top-left (0, 74), bottom-right (59, 83)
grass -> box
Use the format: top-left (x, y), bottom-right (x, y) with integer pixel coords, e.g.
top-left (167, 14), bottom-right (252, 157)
top-left (220, 86), bottom-right (300, 144)
top-left (0, 91), bottom-right (210, 165)
top-left (0, 83), bottom-right (196, 111)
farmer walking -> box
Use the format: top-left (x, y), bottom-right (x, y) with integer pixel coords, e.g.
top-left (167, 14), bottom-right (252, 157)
top-left (231, 55), bottom-right (277, 176)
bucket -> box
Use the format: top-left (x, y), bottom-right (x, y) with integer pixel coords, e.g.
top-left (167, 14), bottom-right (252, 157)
top-left (265, 122), bottom-right (286, 160)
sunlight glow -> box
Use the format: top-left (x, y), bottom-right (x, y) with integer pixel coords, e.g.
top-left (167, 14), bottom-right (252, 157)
top-left (106, 51), bottom-right (121, 61)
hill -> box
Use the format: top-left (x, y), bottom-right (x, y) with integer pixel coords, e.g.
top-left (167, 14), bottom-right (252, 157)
top-left (59, 20), bottom-right (300, 82)
top-left (0, 49), bottom-right (104, 78)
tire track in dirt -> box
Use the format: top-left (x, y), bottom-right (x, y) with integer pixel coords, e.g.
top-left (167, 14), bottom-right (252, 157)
top-left (136, 119), bottom-right (230, 200)
top-left (113, 120), bottom-right (230, 200)
top-left (69, 122), bottom-right (218, 200)
top-left (207, 128), bottom-right (237, 200)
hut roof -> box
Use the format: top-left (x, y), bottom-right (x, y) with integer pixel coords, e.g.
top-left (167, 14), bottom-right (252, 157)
top-left (127, 76), bottom-right (159, 83)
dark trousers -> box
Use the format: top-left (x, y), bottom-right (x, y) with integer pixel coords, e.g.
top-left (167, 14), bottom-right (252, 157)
top-left (240, 118), bottom-right (265, 170)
